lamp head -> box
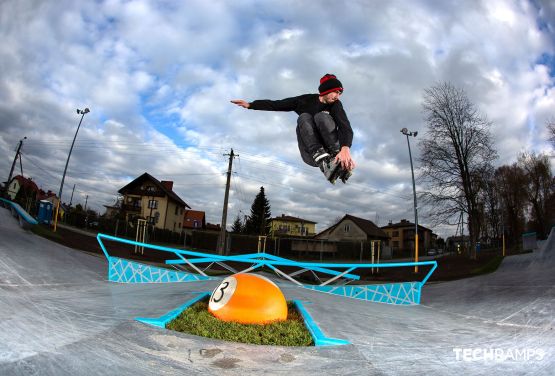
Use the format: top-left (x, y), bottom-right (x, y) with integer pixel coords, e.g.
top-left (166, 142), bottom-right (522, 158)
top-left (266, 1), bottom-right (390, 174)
top-left (413, 131), bottom-right (418, 137)
top-left (401, 128), bottom-right (408, 135)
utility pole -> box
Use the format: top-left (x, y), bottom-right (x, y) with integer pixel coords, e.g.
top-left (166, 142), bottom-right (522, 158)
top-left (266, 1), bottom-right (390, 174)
top-left (260, 205), bottom-right (266, 235)
top-left (84, 194), bottom-right (89, 227)
top-left (69, 184), bottom-right (76, 207)
top-left (4, 137), bottom-right (26, 197)
top-left (19, 150), bottom-right (23, 176)
top-left (218, 148), bottom-right (236, 255)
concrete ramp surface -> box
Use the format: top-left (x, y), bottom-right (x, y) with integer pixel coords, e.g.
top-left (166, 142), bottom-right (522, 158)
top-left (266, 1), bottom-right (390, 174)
top-left (0, 207), bottom-right (553, 375)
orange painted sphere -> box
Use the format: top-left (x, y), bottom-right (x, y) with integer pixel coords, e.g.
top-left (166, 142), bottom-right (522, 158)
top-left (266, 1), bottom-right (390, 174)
top-left (208, 273), bottom-right (288, 324)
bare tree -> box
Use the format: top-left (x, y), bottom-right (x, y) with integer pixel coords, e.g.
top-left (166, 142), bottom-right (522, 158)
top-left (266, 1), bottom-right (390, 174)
top-left (419, 82), bottom-right (497, 259)
top-left (495, 164), bottom-right (527, 247)
top-left (481, 171), bottom-right (502, 241)
top-left (518, 152), bottom-right (554, 239)
top-left (547, 117), bottom-right (555, 147)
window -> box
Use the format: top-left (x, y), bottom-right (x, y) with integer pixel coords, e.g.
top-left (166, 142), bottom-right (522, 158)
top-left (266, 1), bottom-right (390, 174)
top-left (148, 200), bottom-right (158, 209)
top-left (344, 224), bottom-right (350, 233)
top-left (175, 205), bottom-right (178, 215)
top-left (392, 231), bottom-right (399, 237)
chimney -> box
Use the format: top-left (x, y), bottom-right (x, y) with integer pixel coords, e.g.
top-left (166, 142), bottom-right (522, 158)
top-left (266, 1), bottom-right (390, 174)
top-left (161, 181), bottom-right (173, 191)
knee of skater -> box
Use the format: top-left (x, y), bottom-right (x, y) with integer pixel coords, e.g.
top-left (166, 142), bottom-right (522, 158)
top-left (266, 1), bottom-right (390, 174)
top-left (314, 111), bottom-right (332, 121)
top-left (298, 113), bottom-right (313, 122)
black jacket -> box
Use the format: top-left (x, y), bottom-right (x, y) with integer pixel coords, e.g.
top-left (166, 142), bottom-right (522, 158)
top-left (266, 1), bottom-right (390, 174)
top-left (249, 94), bottom-right (353, 148)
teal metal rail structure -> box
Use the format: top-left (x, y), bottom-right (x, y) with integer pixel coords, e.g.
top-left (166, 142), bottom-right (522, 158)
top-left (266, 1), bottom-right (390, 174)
top-left (97, 233), bottom-right (437, 305)
top-left (0, 197), bottom-right (38, 229)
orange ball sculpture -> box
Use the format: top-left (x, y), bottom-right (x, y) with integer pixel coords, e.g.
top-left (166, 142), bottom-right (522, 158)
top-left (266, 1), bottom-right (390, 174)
top-left (208, 273), bottom-right (288, 324)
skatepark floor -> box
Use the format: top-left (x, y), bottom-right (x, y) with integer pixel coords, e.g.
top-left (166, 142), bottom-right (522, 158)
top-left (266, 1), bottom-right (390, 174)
top-left (0, 207), bottom-right (553, 375)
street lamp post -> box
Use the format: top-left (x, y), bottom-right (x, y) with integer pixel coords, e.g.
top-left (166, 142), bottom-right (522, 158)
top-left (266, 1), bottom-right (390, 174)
top-left (53, 108), bottom-right (90, 232)
top-left (401, 128), bottom-right (419, 273)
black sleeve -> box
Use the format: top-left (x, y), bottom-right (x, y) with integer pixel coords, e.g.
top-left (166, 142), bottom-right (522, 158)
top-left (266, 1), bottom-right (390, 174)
top-left (249, 96), bottom-right (299, 112)
top-left (331, 101), bottom-right (354, 148)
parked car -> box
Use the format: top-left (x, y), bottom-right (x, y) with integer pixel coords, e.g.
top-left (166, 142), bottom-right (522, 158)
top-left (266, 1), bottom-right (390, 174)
top-left (427, 248), bottom-right (438, 256)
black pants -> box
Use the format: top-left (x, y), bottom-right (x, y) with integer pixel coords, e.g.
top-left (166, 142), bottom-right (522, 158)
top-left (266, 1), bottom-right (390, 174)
top-left (296, 112), bottom-right (340, 167)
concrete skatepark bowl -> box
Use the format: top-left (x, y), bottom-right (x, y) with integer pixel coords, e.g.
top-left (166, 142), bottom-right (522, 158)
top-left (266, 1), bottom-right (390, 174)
top-left (0, 206), bottom-right (553, 375)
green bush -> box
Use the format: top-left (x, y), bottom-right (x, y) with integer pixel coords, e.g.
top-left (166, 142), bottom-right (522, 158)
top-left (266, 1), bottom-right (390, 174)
top-left (167, 301), bottom-right (313, 346)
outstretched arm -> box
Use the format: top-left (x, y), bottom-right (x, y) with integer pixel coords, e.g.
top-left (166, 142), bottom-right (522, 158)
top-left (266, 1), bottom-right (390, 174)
top-left (231, 99), bottom-right (250, 109)
top-left (233, 96), bottom-right (301, 112)
top-left (335, 146), bottom-right (356, 171)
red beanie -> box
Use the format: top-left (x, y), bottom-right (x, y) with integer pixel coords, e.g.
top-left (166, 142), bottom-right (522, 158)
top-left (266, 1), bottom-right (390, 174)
top-left (318, 74), bottom-right (343, 96)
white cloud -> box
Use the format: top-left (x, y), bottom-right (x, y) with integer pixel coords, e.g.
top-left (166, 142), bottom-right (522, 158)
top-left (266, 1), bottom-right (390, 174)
top-left (0, 0), bottom-right (553, 239)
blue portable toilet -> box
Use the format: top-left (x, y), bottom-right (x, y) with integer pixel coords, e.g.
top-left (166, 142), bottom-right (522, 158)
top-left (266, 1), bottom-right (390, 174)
top-left (37, 200), bottom-right (53, 224)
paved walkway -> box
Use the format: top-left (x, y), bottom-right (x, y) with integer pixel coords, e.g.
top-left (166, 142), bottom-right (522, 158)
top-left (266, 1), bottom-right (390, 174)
top-left (0, 207), bottom-right (553, 375)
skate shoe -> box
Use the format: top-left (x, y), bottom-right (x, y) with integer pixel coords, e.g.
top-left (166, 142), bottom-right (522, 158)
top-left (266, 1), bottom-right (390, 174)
top-left (327, 160), bottom-right (344, 184)
top-left (312, 147), bottom-right (330, 165)
top-left (314, 148), bottom-right (342, 183)
top-left (316, 157), bottom-right (341, 183)
top-left (327, 148), bottom-right (352, 184)
top-left (339, 168), bottom-right (352, 184)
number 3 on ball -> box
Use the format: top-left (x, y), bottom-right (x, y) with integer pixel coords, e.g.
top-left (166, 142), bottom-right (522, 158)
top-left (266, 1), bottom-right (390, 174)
top-left (208, 276), bottom-right (237, 311)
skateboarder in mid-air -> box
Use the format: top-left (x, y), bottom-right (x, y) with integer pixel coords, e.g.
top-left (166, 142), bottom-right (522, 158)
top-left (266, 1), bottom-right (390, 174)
top-left (231, 73), bottom-right (355, 184)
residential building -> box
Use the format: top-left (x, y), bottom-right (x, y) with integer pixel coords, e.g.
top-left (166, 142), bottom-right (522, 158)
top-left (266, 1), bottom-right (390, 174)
top-left (183, 210), bottom-right (206, 230)
top-left (446, 235), bottom-right (470, 253)
top-left (315, 214), bottom-right (389, 242)
top-left (103, 197), bottom-right (122, 218)
top-left (118, 172), bottom-right (190, 232)
top-left (381, 219), bottom-right (437, 254)
top-left (6, 175), bottom-right (42, 214)
top-left (206, 223), bottom-right (221, 232)
top-left (103, 204), bottom-right (121, 218)
top-left (269, 214), bottom-right (317, 237)
top-left (6, 175), bottom-right (39, 203)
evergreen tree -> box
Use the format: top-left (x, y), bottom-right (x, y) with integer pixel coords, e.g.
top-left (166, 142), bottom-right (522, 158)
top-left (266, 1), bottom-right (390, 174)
top-left (231, 214), bottom-right (244, 233)
top-left (244, 187), bottom-right (272, 235)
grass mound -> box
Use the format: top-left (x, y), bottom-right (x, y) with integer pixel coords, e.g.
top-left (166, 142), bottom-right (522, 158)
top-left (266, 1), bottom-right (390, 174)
top-left (31, 224), bottom-right (62, 241)
top-left (471, 255), bottom-right (504, 275)
top-left (167, 301), bottom-right (313, 346)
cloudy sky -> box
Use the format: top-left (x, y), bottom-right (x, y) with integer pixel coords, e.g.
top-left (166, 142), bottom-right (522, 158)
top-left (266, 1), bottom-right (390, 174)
top-left (1, 0), bottom-right (554, 239)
